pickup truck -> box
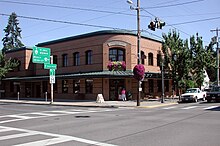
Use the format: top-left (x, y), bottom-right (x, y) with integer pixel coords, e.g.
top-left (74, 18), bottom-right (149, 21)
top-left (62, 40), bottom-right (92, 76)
top-left (180, 88), bottom-right (206, 102)
top-left (206, 86), bottom-right (220, 103)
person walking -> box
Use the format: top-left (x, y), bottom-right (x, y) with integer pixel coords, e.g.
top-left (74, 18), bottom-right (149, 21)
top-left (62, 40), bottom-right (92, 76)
top-left (121, 88), bottom-right (126, 101)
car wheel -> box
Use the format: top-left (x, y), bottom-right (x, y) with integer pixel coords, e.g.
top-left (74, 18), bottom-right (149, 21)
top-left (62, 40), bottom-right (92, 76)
top-left (207, 99), bottom-right (211, 103)
top-left (202, 95), bottom-right (206, 101)
top-left (194, 97), bottom-right (198, 102)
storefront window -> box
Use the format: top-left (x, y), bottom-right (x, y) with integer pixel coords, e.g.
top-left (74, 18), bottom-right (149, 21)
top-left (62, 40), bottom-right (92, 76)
top-left (85, 79), bottom-right (93, 94)
top-left (149, 79), bottom-right (154, 93)
top-left (109, 48), bottom-right (125, 61)
top-left (73, 80), bottom-right (80, 94)
top-left (157, 80), bottom-right (162, 92)
top-left (62, 80), bottom-right (68, 93)
top-left (165, 80), bottom-right (169, 92)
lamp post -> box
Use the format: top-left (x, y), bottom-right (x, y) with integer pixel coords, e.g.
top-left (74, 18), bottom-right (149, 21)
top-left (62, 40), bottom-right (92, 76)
top-left (127, 0), bottom-right (141, 106)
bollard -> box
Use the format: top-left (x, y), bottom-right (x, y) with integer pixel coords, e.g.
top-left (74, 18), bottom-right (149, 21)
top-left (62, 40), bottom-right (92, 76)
top-left (17, 92), bottom-right (20, 100)
top-left (45, 92), bottom-right (47, 102)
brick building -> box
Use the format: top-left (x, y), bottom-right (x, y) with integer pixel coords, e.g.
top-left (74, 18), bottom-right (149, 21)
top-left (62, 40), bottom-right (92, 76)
top-left (2, 30), bottom-right (172, 101)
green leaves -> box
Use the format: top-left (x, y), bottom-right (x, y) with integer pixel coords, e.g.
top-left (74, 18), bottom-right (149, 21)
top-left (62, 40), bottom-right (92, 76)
top-left (2, 12), bottom-right (24, 53)
top-left (0, 52), bottom-right (19, 79)
top-left (162, 30), bottom-right (215, 91)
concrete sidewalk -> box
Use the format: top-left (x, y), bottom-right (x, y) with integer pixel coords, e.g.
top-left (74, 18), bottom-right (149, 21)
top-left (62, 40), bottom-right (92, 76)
top-left (0, 98), bottom-right (178, 108)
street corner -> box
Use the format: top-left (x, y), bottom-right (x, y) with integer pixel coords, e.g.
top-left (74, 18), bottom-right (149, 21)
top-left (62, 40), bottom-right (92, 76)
top-left (137, 102), bottom-right (178, 109)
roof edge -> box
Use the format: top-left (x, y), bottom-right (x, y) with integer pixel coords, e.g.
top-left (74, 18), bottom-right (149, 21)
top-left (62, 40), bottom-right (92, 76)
top-left (37, 30), bottom-right (162, 46)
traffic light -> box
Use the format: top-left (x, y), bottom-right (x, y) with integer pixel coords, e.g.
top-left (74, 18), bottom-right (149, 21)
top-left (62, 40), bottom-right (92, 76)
top-left (148, 21), bottom-right (155, 31)
top-left (158, 21), bottom-right (165, 29)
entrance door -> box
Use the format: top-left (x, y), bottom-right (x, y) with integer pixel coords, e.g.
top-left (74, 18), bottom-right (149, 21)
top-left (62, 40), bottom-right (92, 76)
top-left (109, 79), bottom-right (125, 101)
top-left (36, 85), bottom-right (41, 98)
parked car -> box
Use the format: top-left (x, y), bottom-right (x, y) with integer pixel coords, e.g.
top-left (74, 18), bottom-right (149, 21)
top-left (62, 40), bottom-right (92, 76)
top-left (181, 88), bottom-right (206, 102)
top-left (206, 86), bottom-right (220, 103)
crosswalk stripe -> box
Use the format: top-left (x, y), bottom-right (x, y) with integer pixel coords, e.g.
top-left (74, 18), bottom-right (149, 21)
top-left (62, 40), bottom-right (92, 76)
top-left (203, 106), bottom-right (219, 110)
top-left (163, 106), bottom-right (177, 109)
top-left (0, 132), bottom-right (36, 141)
top-left (14, 137), bottom-right (73, 146)
top-left (0, 125), bottom-right (118, 146)
top-left (182, 106), bottom-right (198, 109)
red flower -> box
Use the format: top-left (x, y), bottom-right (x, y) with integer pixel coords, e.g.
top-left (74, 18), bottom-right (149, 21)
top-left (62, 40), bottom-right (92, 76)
top-left (107, 61), bottom-right (126, 71)
top-left (133, 64), bottom-right (145, 81)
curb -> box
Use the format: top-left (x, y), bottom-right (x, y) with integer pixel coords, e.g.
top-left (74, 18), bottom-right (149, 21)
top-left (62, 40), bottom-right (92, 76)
top-left (138, 102), bottom-right (178, 108)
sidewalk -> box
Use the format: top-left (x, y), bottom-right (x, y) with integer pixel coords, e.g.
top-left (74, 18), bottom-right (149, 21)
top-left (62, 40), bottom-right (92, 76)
top-left (0, 98), bottom-right (178, 108)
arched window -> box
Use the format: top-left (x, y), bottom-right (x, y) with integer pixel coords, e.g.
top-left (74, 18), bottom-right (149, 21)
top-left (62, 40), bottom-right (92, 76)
top-left (53, 55), bottom-right (57, 65)
top-left (73, 52), bottom-right (80, 66)
top-left (85, 50), bottom-right (92, 65)
top-left (109, 48), bottom-right (125, 61)
top-left (141, 51), bottom-right (146, 64)
top-left (157, 54), bottom-right (161, 66)
top-left (148, 53), bottom-right (153, 66)
top-left (62, 54), bottom-right (68, 67)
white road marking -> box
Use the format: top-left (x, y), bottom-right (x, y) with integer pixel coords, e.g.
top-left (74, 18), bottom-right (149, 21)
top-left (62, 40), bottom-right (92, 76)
top-left (162, 106), bottom-right (177, 109)
top-left (0, 132), bottom-right (36, 141)
top-left (182, 106), bottom-right (198, 109)
top-left (0, 126), bottom-right (117, 146)
top-left (0, 108), bottom-right (119, 124)
top-left (203, 106), bottom-right (219, 110)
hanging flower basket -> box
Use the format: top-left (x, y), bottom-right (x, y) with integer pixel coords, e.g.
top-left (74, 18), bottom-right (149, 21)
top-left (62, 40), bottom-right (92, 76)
top-left (107, 61), bottom-right (126, 71)
top-left (133, 64), bottom-right (145, 81)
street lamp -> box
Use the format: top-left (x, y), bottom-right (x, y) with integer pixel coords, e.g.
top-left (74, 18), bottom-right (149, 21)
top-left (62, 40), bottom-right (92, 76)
top-left (127, 0), bottom-right (141, 106)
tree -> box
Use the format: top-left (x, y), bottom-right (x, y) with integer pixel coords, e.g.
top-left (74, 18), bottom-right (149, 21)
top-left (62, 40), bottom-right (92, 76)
top-left (162, 30), bottom-right (191, 95)
top-left (190, 33), bottom-right (216, 88)
top-left (205, 42), bottom-right (217, 82)
top-left (0, 52), bottom-right (19, 80)
top-left (2, 12), bottom-right (24, 53)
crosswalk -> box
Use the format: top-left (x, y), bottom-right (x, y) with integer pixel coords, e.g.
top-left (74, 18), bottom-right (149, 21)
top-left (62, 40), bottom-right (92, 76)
top-left (162, 105), bottom-right (219, 110)
top-left (0, 126), bottom-right (117, 146)
top-left (0, 108), bottom-right (118, 124)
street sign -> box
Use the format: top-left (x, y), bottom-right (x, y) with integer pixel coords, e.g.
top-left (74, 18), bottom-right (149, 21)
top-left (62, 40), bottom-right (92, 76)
top-left (32, 46), bottom-right (50, 64)
top-left (44, 64), bottom-right (57, 69)
top-left (50, 69), bottom-right (55, 76)
top-left (50, 75), bottom-right (55, 84)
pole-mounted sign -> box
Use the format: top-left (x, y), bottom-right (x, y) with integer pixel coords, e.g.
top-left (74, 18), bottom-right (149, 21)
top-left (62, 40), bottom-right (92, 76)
top-left (32, 46), bottom-right (50, 64)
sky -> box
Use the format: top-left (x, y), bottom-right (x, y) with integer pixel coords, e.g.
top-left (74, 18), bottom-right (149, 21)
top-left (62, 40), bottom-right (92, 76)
top-left (0, 0), bottom-right (220, 49)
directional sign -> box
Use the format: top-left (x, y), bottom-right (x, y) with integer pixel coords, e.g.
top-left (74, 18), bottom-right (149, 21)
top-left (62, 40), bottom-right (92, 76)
top-left (50, 69), bottom-right (55, 76)
top-left (32, 46), bottom-right (50, 64)
top-left (44, 64), bottom-right (57, 69)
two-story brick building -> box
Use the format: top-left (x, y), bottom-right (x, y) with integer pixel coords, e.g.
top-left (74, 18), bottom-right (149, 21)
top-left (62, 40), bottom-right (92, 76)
top-left (2, 30), bottom-right (172, 101)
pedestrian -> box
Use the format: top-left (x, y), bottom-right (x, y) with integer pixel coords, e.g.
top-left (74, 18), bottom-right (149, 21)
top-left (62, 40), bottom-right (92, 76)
top-left (121, 88), bottom-right (126, 101)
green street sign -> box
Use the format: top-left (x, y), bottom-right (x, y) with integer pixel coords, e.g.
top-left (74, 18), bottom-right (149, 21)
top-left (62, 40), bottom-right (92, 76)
top-left (32, 46), bottom-right (50, 64)
top-left (44, 64), bottom-right (57, 69)
top-left (50, 69), bottom-right (55, 76)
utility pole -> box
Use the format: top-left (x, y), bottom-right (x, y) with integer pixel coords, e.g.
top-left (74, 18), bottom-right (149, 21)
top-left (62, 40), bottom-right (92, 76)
top-left (136, 0), bottom-right (141, 106)
top-left (211, 28), bottom-right (220, 86)
top-left (127, 0), bottom-right (141, 106)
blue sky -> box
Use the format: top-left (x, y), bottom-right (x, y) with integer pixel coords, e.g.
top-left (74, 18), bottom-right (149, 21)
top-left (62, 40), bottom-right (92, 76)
top-left (0, 0), bottom-right (219, 49)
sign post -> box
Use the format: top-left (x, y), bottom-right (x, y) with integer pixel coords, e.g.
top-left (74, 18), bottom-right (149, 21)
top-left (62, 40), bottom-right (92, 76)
top-left (50, 56), bottom-right (54, 104)
top-left (32, 46), bottom-right (56, 104)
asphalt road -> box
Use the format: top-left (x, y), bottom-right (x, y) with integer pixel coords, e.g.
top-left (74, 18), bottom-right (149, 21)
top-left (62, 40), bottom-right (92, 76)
top-left (0, 101), bottom-right (220, 146)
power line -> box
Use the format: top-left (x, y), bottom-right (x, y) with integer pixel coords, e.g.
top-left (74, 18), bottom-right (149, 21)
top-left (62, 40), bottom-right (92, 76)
top-left (169, 16), bottom-right (220, 26)
top-left (0, 13), bottom-right (122, 30)
top-left (0, 0), bottom-right (150, 18)
top-left (143, 0), bottom-right (205, 9)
